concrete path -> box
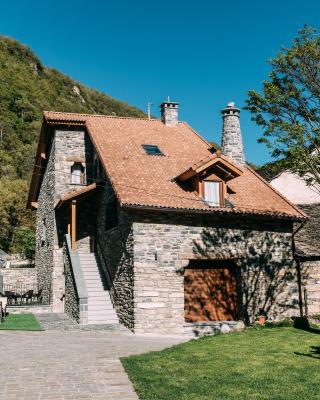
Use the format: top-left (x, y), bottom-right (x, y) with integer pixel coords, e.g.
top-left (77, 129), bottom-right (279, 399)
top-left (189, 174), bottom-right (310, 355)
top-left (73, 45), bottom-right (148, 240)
top-left (0, 314), bottom-right (187, 400)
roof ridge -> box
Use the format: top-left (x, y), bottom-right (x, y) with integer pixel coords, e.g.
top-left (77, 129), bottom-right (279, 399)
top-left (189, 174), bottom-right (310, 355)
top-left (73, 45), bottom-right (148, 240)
top-left (247, 166), bottom-right (308, 218)
top-left (43, 110), bottom-right (160, 122)
top-left (179, 121), bottom-right (213, 149)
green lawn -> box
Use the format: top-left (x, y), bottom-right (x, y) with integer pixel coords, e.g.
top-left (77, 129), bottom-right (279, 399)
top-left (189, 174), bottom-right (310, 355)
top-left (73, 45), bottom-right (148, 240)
top-left (122, 328), bottom-right (320, 400)
top-left (0, 313), bottom-right (42, 331)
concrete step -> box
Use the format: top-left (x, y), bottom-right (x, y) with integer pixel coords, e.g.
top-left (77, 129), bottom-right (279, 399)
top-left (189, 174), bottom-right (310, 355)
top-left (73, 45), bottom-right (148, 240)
top-left (87, 299), bottom-right (110, 304)
top-left (83, 277), bottom-right (102, 282)
top-left (88, 311), bottom-right (117, 317)
top-left (88, 320), bottom-right (119, 325)
top-left (86, 285), bottom-right (104, 290)
top-left (88, 301), bottom-right (114, 307)
top-left (88, 312), bottom-right (118, 318)
top-left (88, 313), bottom-right (117, 318)
top-left (81, 264), bottom-right (99, 268)
top-left (87, 291), bottom-right (108, 297)
top-left (78, 251), bottom-right (118, 325)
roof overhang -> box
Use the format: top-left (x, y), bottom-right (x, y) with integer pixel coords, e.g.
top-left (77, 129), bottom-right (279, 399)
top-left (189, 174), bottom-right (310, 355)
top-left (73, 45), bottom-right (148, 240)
top-left (122, 203), bottom-right (307, 222)
top-left (176, 152), bottom-right (244, 182)
top-left (55, 183), bottom-right (99, 209)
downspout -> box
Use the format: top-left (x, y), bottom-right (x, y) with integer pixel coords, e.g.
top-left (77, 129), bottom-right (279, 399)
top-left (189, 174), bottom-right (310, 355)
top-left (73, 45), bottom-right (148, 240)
top-left (292, 221), bottom-right (306, 318)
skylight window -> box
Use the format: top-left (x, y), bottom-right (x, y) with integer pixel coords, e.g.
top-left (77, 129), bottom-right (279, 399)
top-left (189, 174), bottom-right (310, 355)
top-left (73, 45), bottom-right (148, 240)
top-left (142, 144), bottom-right (164, 156)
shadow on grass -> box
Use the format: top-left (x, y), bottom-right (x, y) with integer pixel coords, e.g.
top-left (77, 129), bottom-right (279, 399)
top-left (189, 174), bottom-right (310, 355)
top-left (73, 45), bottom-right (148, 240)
top-left (293, 317), bottom-right (320, 360)
top-left (295, 346), bottom-right (320, 360)
top-left (293, 317), bottom-right (320, 334)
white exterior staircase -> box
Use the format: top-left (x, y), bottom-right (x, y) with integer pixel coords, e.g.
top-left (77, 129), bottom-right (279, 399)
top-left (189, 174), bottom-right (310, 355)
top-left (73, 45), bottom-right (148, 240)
top-left (78, 252), bottom-right (119, 325)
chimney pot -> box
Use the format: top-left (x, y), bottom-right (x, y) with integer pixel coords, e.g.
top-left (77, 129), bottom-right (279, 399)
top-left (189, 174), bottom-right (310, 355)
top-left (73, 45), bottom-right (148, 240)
top-left (160, 98), bottom-right (179, 127)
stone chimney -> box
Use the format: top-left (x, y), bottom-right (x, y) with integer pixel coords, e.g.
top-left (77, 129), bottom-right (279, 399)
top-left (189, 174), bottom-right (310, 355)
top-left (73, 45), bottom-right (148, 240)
top-left (160, 97), bottom-right (179, 127)
top-left (221, 102), bottom-right (246, 166)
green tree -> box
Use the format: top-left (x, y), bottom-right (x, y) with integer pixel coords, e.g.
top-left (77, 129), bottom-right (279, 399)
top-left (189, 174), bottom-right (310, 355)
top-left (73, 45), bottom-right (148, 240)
top-left (0, 35), bottom-right (146, 258)
top-left (246, 26), bottom-right (320, 191)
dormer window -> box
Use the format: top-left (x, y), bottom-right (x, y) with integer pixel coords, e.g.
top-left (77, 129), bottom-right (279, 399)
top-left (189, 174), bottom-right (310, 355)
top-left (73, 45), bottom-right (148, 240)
top-left (176, 151), bottom-right (243, 209)
top-left (203, 181), bottom-right (221, 207)
top-left (71, 163), bottom-right (85, 185)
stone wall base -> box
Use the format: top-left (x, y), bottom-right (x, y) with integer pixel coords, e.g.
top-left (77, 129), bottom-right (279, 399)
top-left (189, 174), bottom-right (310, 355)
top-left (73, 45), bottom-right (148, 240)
top-left (183, 320), bottom-right (245, 337)
top-left (7, 305), bottom-right (52, 314)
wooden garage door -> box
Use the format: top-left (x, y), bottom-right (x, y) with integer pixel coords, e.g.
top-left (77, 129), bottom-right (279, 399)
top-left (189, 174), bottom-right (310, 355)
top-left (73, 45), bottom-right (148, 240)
top-left (184, 268), bottom-right (238, 322)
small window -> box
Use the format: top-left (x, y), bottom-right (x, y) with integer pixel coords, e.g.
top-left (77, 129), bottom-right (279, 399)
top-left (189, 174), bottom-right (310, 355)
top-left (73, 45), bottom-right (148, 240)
top-left (142, 144), bottom-right (164, 156)
top-left (71, 163), bottom-right (85, 185)
top-left (203, 181), bottom-right (220, 207)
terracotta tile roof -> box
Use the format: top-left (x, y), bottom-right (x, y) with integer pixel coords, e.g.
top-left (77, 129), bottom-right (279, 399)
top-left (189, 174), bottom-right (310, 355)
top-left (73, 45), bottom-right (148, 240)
top-left (34, 111), bottom-right (306, 220)
top-left (55, 183), bottom-right (98, 208)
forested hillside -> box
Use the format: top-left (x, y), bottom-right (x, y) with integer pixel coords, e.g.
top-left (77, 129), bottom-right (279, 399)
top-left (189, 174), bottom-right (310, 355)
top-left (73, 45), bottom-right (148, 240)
top-left (0, 36), bottom-right (146, 258)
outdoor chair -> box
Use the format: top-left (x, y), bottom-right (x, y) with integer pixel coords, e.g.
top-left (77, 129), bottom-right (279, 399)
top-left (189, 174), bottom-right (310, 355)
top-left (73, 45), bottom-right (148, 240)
top-left (0, 296), bottom-right (8, 322)
top-left (21, 290), bottom-right (34, 305)
top-left (32, 288), bottom-right (43, 304)
top-left (5, 291), bottom-right (18, 305)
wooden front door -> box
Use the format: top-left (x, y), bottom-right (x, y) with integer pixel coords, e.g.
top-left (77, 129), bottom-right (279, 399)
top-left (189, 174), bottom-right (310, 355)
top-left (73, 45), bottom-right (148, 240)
top-left (184, 267), bottom-right (238, 322)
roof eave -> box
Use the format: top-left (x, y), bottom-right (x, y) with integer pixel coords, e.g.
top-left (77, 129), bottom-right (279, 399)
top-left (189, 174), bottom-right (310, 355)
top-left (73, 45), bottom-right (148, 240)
top-left (121, 203), bottom-right (306, 222)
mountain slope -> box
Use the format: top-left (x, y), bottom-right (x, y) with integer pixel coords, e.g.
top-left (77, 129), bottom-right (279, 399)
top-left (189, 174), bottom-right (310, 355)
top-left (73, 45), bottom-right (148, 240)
top-left (0, 36), bottom-right (146, 256)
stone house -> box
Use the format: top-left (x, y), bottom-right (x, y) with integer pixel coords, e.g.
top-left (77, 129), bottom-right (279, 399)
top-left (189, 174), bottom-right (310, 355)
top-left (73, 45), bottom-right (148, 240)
top-left (27, 101), bottom-right (306, 335)
top-left (271, 171), bottom-right (320, 317)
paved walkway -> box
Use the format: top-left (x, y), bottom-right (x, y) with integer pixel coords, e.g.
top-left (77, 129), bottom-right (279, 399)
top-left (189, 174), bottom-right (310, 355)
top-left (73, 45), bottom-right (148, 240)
top-left (0, 314), bottom-right (187, 400)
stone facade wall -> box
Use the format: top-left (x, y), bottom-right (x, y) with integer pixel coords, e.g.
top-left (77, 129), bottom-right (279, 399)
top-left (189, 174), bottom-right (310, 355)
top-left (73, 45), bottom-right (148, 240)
top-left (294, 204), bottom-right (320, 316)
top-left (302, 260), bottom-right (320, 316)
top-left (96, 179), bottom-right (134, 329)
top-left (295, 203), bottom-right (320, 256)
top-left (54, 129), bottom-right (94, 251)
top-left (63, 242), bottom-right (80, 322)
top-left (132, 211), bottom-right (297, 334)
top-left (35, 128), bottom-right (94, 312)
top-left (35, 137), bottom-right (55, 305)
top-left (1, 268), bottom-right (37, 287)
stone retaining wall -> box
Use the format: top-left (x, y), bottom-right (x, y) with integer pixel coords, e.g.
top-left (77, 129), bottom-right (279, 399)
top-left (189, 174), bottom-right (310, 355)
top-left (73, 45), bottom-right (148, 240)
top-left (1, 267), bottom-right (37, 287)
top-left (63, 242), bottom-right (80, 322)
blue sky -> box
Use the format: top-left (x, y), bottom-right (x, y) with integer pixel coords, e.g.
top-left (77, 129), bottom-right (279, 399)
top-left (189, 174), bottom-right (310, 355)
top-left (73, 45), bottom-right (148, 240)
top-left (1, 0), bottom-right (320, 165)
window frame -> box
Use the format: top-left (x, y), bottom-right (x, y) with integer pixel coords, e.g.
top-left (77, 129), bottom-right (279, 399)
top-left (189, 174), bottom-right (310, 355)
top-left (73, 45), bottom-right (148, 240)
top-left (142, 144), bottom-right (165, 156)
top-left (70, 162), bottom-right (86, 185)
top-left (195, 177), bottom-right (226, 207)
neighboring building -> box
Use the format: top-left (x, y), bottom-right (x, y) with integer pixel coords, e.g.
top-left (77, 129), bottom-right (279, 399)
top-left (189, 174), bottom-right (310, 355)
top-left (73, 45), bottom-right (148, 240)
top-left (27, 101), bottom-right (306, 335)
top-left (271, 172), bottom-right (320, 317)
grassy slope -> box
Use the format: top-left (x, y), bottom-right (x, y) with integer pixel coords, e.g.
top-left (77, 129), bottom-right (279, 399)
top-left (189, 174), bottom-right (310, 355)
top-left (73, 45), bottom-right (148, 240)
top-left (122, 328), bottom-right (320, 400)
top-left (0, 313), bottom-right (42, 331)
top-left (0, 36), bottom-right (146, 255)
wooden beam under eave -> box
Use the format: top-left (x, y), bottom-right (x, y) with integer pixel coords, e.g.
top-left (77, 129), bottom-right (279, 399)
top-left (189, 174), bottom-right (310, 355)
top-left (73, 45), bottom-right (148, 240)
top-left (31, 202), bottom-right (38, 209)
top-left (40, 152), bottom-right (46, 160)
top-left (71, 200), bottom-right (76, 251)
